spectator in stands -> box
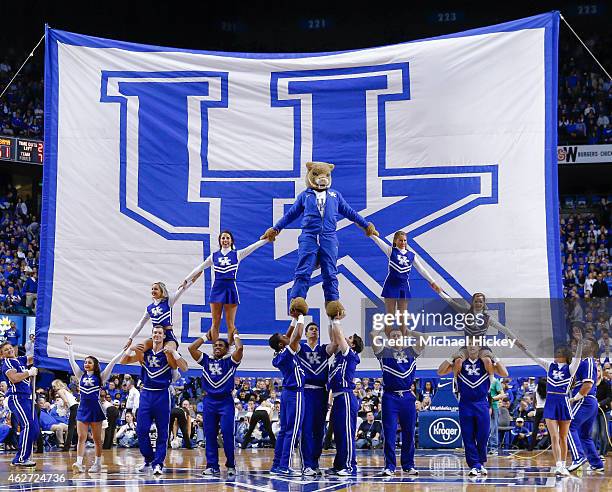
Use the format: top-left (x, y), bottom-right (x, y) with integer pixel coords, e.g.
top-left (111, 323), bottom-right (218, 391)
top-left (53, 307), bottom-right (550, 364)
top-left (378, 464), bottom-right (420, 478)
top-left (116, 411), bottom-right (138, 448)
top-left (529, 378), bottom-right (547, 451)
top-left (596, 366), bottom-right (611, 456)
top-left (533, 422), bottom-right (551, 450)
top-left (513, 398), bottom-right (532, 420)
top-left (0, 394), bottom-right (12, 448)
top-left (592, 273), bottom-right (610, 298)
top-left (510, 418), bottom-right (531, 450)
top-left (125, 379), bottom-right (140, 418)
top-left (355, 411), bottom-right (382, 449)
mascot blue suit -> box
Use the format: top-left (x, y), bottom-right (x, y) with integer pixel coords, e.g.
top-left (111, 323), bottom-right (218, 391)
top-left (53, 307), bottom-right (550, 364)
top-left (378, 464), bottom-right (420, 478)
top-left (261, 161), bottom-right (378, 316)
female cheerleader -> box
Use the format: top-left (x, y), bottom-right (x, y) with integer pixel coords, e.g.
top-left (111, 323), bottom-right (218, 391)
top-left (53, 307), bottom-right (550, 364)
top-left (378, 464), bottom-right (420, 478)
top-left (124, 273), bottom-right (203, 352)
top-left (65, 336), bottom-right (124, 473)
top-left (370, 231), bottom-right (440, 334)
top-left (441, 291), bottom-right (522, 368)
top-left (518, 338), bottom-right (583, 476)
top-left (181, 231), bottom-right (270, 343)
top-left (51, 379), bottom-right (79, 452)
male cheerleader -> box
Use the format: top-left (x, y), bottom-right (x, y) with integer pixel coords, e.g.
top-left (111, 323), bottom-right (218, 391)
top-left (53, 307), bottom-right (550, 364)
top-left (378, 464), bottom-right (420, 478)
top-left (1, 342), bottom-right (38, 466)
top-left (121, 326), bottom-right (188, 475)
top-left (328, 317), bottom-right (363, 476)
top-left (298, 322), bottom-right (335, 476)
top-left (268, 308), bottom-right (306, 475)
top-left (188, 324), bottom-right (244, 476)
top-left (567, 339), bottom-right (605, 473)
top-left (371, 328), bottom-right (422, 476)
top-left (438, 346), bottom-right (508, 476)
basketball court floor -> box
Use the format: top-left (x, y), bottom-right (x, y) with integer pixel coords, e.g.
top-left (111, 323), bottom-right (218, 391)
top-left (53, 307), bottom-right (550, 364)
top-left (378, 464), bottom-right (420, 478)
top-left (0, 448), bottom-right (608, 491)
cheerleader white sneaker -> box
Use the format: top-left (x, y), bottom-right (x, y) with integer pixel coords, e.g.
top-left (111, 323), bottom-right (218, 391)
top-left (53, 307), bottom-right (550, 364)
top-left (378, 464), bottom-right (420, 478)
top-left (72, 462), bottom-right (85, 473)
top-left (88, 462), bottom-right (102, 473)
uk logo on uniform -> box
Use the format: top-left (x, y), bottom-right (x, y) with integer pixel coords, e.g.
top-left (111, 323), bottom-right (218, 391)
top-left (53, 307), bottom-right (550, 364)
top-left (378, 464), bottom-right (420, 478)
top-left (465, 364), bottom-right (480, 376)
top-left (552, 370), bottom-right (565, 380)
top-left (82, 376), bottom-right (96, 387)
top-left (306, 352), bottom-right (322, 365)
top-left (147, 355), bottom-right (160, 368)
top-left (209, 363), bottom-right (222, 376)
top-left (393, 351), bottom-right (409, 364)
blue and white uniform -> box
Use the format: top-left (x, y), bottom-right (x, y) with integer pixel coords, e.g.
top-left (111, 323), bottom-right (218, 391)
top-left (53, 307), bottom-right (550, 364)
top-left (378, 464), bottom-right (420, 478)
top-left (130, 284), bottom-right (195, 348)
top-left (457, 358), bottom-right (491, 472)
top-left (371, 236), bottom-right (436, 300)
top-left (297, 340), bottom-right (330, 471)
top-left (137, 347), bottom-right (174, 469)
top-left (184, 239), bottom-right (269, 305)
top-left (272, 345), bottom-right (305, 472)
top-left (375, 346), bottom-right (418, 472)
top-left (568, 357), bottom-right (603, 469)
top-left (2, 356), bottom-right (38, 464)
top-left (273, 188), bottom-right (369, 302)
top-left (524, 344), bottom-right (582, 421)
top-left (197, 350), bottom-right (240, 471)
top-left (68, 344), bottom-right (123, 423)
top-left (329, 345), bottom-right (360, 474)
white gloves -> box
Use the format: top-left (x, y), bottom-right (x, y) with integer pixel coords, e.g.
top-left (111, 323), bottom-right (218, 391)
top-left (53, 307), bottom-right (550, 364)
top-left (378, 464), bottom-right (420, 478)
top-left (27, 367), bottom-right (38, 377)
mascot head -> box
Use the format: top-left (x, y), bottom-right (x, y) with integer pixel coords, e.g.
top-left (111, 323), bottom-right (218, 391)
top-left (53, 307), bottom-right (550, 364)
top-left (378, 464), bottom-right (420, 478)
top-left (306, 161), bottom-right (334, 191)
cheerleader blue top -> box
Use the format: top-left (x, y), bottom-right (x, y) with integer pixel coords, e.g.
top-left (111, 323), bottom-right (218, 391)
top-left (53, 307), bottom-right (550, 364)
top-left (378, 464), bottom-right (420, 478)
top-left (375, 347), bottom-right (418, 392)
top-left (328, 347), bottom-right (360, 393)
top-left (140, 348), bottom-right (172, 390)
top-left (198, 352), bottom-right (240, 396)
top-left (273, 346), bottom-right (305, 391)
top-left (571, 357), bottom-right (597, 398)
top-left (297, 341), bottom-right (330, 388)
top-left (2, 356), bottom-right (31, 397)
top-left (457, 358), bottom-right (490, 402)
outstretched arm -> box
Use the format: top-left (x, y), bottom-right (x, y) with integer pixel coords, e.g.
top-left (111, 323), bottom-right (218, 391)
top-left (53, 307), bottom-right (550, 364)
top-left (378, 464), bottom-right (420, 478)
top-left (125, 311), bottom-right (150, 349)
top-left (273, 194), bottom-right (305, 232)
top-left (439, 290), bottom-right (471, 315)
top-left (65, 337), bottom-right (83, 379)
top-left (326, 319), bottom-right (339, 355)
top-left (101, 348), bottom-right (128, 383)
top-left (170, 271), bottom-right (203, 307)
top-left (237, 239), bottom-right (269, 262)
top-left (516, 345), bottom-right (551, 371)
top-left (370, 235), bottom-right (392, 257)
top-left (489, 318), bottom-right (521, 342)
top-left (337, 193), bottom-right (369, 229)
top-left (413, 256), bottom-right (441, 293)
top-left (180, 257), bottom-right (211, 291)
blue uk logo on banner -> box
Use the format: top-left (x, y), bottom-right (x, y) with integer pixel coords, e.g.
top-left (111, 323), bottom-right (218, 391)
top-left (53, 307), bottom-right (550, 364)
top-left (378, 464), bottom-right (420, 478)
top-left (37, 12), bottom-right (560, 374)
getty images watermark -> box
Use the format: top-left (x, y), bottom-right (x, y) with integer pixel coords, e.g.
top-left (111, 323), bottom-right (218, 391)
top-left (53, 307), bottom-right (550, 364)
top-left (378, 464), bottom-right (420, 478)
top-left (370, 310), bottom-right (517, 349)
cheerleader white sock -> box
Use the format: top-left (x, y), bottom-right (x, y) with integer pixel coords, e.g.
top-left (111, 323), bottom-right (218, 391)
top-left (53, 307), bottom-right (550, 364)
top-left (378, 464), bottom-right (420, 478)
top-left (76, 456), bottom-right (83, 465)
top-left (94, 457), bottom-right (101, 464)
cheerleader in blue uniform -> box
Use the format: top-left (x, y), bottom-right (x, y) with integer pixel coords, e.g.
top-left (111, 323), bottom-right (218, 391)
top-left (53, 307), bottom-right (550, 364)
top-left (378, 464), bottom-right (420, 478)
top-left (182, 231), bottom-right (270, 343)
top-left (519, 338), bottom-right (583, 476)
top-left (125, 272), bottom-right (203, 352)
top-left (371, 232), bottom-right (440, 333)
top-left (65, 336), bottom-right (124, 473)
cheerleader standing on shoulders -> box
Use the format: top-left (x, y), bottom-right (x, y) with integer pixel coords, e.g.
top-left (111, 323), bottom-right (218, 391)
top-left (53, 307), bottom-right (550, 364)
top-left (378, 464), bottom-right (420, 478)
top-left (65, 336), bottom-right (124, 473)
top-left (182, 231), bottom-right (270, 343)
top-left (517, 337), bottom-right (583, 476)
top-left (124, 271), bottom-right (203, 351)
top-left (370, 231), bottom-right (440, 334)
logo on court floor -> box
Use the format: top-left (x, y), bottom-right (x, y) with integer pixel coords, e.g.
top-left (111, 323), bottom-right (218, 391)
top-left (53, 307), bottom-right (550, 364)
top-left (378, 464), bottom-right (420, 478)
top-left (429, 417), bottom-right (461, 445)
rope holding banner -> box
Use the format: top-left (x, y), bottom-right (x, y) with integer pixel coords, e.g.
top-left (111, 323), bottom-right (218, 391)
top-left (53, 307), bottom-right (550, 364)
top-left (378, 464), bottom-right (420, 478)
top-left (560, 13), bottom-right (612, 81)
top-left (0, 33), bottom-right (45, 101)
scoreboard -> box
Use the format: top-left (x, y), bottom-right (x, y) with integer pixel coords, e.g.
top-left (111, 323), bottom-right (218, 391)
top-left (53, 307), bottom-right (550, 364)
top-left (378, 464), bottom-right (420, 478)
top-left (0, 136), bottom-right (43, 165)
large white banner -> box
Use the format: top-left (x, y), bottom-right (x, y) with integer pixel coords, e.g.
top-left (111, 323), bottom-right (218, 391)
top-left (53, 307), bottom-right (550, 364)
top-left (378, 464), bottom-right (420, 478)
top-left (38, 13), bottom-right (561, 375)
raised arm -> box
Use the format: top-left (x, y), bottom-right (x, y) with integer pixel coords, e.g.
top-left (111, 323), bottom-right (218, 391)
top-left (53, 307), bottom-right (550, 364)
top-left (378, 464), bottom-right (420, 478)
top-left (101, 348), bottom-right (128, 383)
top-left (493, 359), bottom-right (509, 378)
top-left (289, 315), bottom-right (304, 353)
top-left (331, 319), bottom-right (349, 354)
top-left (326, 319), bottom-right (339, 356)
top-left (232, 331), bottom-right (244, 363)
top-left (370, 235), bottom-right (392, 257)
top-left (188, 336), bottom-right (207, 363)
top-left (569, 339), bottom-right (584, 377)
top-left (237, 239), bottom-right (269, 262)
top-left (65, 336), bottom-right (83, 379)
top-left (120, 346), bottom-right (144, 365)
